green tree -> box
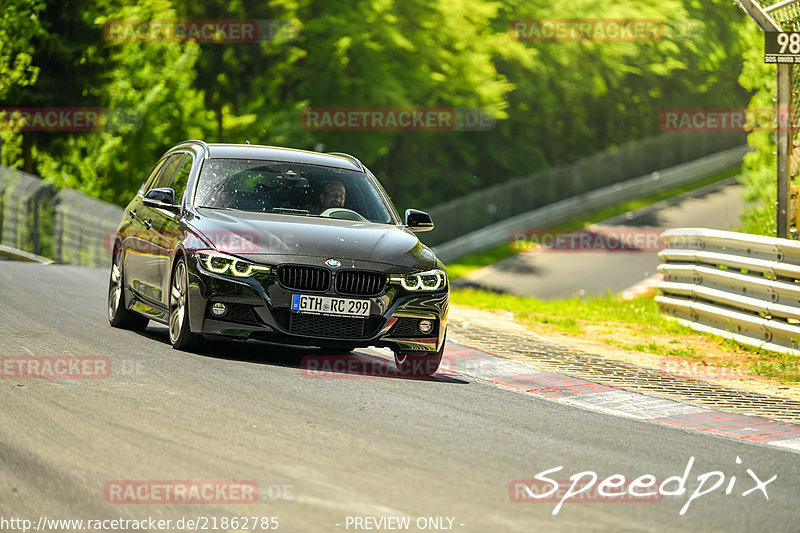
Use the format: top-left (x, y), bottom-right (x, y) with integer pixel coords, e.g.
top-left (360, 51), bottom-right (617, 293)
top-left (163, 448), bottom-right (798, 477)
top-left (265, 0), bottom-right (518, 209)
top-left (5, 0), bottom-right (209, 203)
top-left (0, 0), bottom-right (44, 167)
top-left (474, 0), bottom-right (751, 186)
top-left (0, 0), bottom-right (43, 99)
top-left (1, 0), bottom-right (757, 214)
top-left (737, 22), bottom-right (776, 236)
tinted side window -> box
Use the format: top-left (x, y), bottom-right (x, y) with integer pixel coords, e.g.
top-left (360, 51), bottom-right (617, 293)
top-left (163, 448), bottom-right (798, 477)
top-left (150, 153), bottom-right (186, 191)
top-left (137, 157), bottom-right (169, 196)
top-left (169, 155), bottom-right (193, 204)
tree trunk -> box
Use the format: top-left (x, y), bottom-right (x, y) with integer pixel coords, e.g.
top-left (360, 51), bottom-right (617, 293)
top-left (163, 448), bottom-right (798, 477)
top-left (23, 136), bottom-right (33, 174)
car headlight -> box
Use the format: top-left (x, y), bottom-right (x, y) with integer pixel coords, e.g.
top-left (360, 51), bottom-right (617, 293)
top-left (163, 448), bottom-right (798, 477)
top-left (390, 269), bottom-right (447, 291)
top-left (197, 251), bottom-right (271, 277)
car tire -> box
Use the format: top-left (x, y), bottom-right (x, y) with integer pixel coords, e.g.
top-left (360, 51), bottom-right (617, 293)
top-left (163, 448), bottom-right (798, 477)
top-left (108, 245), bottom-right (149, 331)
top-left (169, 257), bottom-right (204, 352)
top-left (393, 332), bottom-right (446, 377)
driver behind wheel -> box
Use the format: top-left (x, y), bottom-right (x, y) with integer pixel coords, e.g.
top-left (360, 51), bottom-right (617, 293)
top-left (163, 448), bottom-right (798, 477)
top-left (320, 181), bottom-right (346, 209)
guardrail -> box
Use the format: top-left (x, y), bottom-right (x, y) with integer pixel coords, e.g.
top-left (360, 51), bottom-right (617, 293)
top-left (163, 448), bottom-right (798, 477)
top-left (433, 145), bottom-right (751, 263)
top-left (0, 168), bottom-right (122, 268)
top-left (657, 228), bottom-right (800, 355)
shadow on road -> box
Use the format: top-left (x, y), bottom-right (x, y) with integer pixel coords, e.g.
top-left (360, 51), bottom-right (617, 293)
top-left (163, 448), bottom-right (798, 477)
top-left (136, 324), bottom-right (468, 384)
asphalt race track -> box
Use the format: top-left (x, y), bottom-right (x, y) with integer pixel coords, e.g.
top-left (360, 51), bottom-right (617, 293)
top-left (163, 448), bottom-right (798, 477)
top-left (461, 178), bottom-right (745, 299)
top-left (1, 261), bottom-right (798, 533)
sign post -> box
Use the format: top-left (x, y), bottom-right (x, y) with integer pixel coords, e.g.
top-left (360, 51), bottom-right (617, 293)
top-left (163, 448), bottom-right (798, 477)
top-left (736, 0), bottom-right (796, 238)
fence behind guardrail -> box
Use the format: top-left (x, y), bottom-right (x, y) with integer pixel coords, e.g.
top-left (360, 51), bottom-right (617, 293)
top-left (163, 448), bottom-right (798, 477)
top-left (55, 188), bottom-right (123, 267)
top-left (0, 168), bottom-right (122, 268)
top-left (0, 167), bottom-right (56, 258)
top-left (432, 145), bottom-right (750, 263)
top-left (423, 130), bottom-right (746, 247)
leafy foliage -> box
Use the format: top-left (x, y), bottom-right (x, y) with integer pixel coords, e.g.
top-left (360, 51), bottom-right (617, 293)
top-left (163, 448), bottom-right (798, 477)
top-left (1, 0), bottom-right (754, 214)
top-left (737, 23), bottom-right (778, 236)
top-left (0, 0), bottom-right (44, 99)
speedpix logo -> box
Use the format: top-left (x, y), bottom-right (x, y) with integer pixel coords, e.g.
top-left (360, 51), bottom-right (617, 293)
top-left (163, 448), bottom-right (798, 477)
top-left (510, 456), bottom-right (776, 515)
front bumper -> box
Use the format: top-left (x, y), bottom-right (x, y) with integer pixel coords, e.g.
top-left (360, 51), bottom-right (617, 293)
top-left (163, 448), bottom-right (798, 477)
top-left (185, 256), bottom-right (448, 353)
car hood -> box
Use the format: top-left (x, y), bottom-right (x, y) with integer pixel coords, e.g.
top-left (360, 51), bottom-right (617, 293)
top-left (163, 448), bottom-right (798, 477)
top-left (189, 208), bottom-right (437, 271)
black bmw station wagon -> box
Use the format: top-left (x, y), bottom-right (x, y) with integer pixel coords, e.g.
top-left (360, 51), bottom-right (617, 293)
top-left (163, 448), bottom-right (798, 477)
top-left (108, 140), bottom-right (448, 375)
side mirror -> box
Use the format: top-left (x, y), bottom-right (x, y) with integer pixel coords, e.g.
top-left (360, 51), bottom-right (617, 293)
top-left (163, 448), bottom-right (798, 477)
top-left (405, 209), bottom-right (434, 232)
top-left (143, 187), bottom-right (179, 211)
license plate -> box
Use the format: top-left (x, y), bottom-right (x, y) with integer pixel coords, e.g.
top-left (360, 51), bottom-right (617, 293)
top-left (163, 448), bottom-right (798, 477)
top-left (291, 294), bottom-right (370, 317)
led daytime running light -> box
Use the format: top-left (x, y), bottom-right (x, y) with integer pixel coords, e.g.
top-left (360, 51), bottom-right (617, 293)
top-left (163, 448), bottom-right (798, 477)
top-left (199, 252), bottom-right (270, 277)
top-left (390, 269), bottom-right (446, 291)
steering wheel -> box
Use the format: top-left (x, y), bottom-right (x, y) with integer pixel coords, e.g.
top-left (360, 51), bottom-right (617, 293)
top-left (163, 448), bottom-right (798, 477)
top-left (320, 207), bottom-right (369, 222)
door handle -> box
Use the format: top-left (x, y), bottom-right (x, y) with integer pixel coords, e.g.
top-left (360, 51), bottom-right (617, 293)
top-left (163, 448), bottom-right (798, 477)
top-left (130, 210), bottom-right (136, 219)
top-left (143, 219), bottom-right (152, 229)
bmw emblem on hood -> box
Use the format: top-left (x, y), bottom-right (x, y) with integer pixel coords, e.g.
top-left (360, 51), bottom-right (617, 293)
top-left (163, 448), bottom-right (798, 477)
top-left (325, 259), bottom-right (341, 267)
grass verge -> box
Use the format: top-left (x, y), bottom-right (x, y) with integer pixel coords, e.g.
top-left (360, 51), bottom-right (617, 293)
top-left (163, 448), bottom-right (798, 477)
top-left (445, 165), bottom-right (742, 281)
top-left (450, 288), bottom-right (800, 384)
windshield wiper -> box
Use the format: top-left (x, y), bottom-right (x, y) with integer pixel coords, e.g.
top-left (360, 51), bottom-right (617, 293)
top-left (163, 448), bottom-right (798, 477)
top-left (271, 208), bottom-right (310, 215)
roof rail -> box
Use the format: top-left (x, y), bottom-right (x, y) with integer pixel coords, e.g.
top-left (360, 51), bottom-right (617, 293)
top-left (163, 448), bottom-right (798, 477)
top-left (177, 139), bottom-right (211, 158)
top-left (327, 152), bottom-right (364, 170)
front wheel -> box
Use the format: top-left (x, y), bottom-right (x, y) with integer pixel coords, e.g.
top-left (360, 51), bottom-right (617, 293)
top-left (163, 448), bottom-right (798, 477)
top-left (393, 333), bottom-right (446, 377)
top-left (108, 246), bottom-right (149, 331)
top-left (169, 258), bottom-right (204, 352)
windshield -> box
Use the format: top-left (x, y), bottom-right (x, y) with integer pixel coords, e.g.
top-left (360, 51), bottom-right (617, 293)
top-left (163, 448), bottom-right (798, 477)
top-left (194, 159), bottom-right (397, 224)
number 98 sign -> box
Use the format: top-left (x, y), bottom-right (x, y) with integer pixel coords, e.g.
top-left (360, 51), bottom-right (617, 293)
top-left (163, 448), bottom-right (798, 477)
top-left (778, 32), bottom-right (800, 54)
top-left (765, 32), bottom-right (800, 63)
